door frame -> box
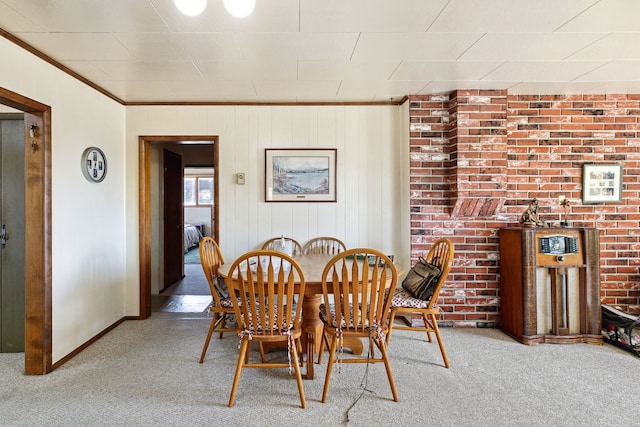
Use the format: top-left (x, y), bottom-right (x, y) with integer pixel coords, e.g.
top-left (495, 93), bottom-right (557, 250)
top-left (0, 87), bottom-right (52, 375)
top-left (138, 136), bottom-right (219, 318)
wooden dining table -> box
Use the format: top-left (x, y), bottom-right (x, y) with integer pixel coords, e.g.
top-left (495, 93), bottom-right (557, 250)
top-left (218, 253), bottom-right (403, 380)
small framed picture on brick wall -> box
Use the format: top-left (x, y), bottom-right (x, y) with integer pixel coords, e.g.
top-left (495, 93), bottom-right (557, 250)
top-left (582, 163), bottom-right (622, 203)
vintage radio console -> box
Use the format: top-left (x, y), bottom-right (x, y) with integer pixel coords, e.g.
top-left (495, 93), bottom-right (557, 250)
top-left (499, 227), bottom-right (601, 345)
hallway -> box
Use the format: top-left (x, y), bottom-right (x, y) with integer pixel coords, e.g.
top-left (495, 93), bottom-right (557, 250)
top-left (151, 263), bottom-right (210, 315)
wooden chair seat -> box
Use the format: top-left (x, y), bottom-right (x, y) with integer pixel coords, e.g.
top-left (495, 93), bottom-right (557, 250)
top-left (386, 238), bottom-right (454, 369)
top-left (198, 237), bottom-right (235, 364)
top-left (226, 250), bottom-right (307, 408)
top-left (319, 248), bottom-right (399, 403)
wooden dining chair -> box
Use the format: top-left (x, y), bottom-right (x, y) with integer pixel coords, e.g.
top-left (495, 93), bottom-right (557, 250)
top-left (319, 248), bottom-right (398, 403)
top-left (386, 238), bottom-right (454, 368)
top-left (262, 236), bottom-right (303, 256)
top-left (198, 237), bottom-right (236, 363)
top-left (226, 250), bottom-right (307, 408)
top-left (302, 237), bottom-right (346, 255)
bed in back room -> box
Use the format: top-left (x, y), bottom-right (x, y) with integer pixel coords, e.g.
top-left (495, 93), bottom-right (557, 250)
top-left (184, 223), bottom-right (202, 253)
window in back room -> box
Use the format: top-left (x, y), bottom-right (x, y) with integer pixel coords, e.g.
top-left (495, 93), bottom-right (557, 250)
top-left (184, 167), bottom-right (214, 239)
top-left (184, 168), bottom-right (214, 207)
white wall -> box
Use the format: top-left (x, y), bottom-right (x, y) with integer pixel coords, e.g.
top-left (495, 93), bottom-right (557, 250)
top-left (0, 37), bottom-right (127, 362)
top-left (1, 35), bottom-right (411, 365)
top-left (184, 208), bottom-right (211, 235)
top-left (126, 105), bottom-right (411, 297)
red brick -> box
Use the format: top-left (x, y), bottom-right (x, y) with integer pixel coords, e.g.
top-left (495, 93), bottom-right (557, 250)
top-left (409, 92), bottom-right (640, 326)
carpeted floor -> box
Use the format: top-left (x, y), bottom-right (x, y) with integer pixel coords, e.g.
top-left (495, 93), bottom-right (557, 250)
top-left (184, 247), bottom-right (201, 264)
top-left (0, 319), bottom-right (638, 426)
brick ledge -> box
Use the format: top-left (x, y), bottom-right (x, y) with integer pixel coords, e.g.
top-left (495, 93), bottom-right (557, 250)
top-left (451, 197), bottom-right (505, 218)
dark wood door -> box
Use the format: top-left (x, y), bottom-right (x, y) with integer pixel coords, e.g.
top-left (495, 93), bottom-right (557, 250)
top-left (163, 149), bottom-right (183, 291)
top-left (0, 118), bottom-right (26, 352)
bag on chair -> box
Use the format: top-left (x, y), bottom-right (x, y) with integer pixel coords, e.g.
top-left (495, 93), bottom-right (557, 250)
top-left (401, 256), bottom-right (441, 301)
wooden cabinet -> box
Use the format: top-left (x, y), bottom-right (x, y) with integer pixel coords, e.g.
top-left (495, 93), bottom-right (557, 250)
top-left (499, 227), bottom-right (602, 345)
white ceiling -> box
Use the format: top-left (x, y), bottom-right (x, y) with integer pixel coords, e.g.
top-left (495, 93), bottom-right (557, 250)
top-left (1, 0), bottom-right (640, 104)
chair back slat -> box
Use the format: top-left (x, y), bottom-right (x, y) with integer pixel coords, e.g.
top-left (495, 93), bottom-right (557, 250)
top-left (369, 259), bottom-right (388, 328)
top-left (349, 258), bottom-right (361, 330)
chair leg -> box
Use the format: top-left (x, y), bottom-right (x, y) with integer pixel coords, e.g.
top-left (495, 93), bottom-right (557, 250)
top-left (429, 313), bottom-right (450, 368)
top-left (321, 335), bottom-right (338, 403)
top-left (422, 312), bottom-right (433, 342)
top-left (316, 332), bottom-right (324, 364)
top-left (199, 313), bottom-right (222, 363)
top-left (316, 327), bottom-right (330, 364)
top-left (386, 310), bottom-right (397, 345)
top-left (258, 342), bottom-right (266, 363)
top-left (297, 338), bottom-right (304, 368)
top-left (217, 313), bottom-right (228, 339)
top-left (290, 342), bottom-right (306, 408)
top-left (375, 338), bottom-right (398, 402)
top-left (228, 338), bottom-right (248, 407)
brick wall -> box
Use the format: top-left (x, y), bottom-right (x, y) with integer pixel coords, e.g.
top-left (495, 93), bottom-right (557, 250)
top-left (409, 91), bottom-right (640, 328)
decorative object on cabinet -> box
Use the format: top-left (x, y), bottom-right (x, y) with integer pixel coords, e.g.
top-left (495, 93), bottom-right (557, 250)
top-left (519, 198), bottom-right (546, 228)
top-left (582, 163), bottom-right (622, 203)
top-left (499, 227), bottom-right (601, 345)
top-left (81, 147), bottom-right (107, 183)
top-left (265, 148), bottom-right (336, 202)
top-left (558, 195), bottom-right (571, 227)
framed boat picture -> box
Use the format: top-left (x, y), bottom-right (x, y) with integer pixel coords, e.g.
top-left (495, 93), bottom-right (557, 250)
top-left (265, 148), bottom-right (337, 202)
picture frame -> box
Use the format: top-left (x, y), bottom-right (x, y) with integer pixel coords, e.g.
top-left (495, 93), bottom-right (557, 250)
top-left (265, 148), bottom-right (337, 202)
top-left (582, 163), bottom-right (623, 203)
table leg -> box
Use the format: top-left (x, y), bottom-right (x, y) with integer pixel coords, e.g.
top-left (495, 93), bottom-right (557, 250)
top-left (305, 332), bottom-right (314, 380)
top-left (300, 294), bottom-right (364, 380)
top-left (301, 294), bottom-right (323, 380)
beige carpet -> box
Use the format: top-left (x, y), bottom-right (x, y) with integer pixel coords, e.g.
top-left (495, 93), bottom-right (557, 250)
top-left (0, 317), bottom-right (637, 426)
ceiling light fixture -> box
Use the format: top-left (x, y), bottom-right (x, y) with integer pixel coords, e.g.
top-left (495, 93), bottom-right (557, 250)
top-left (174, 0), bottom-right (207, 16)
top-left (223, 0), bottom-right (255, 18)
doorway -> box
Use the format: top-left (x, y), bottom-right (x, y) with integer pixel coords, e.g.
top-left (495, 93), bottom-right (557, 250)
top-left (138, 136), bottom-right (219, 319)
top-left (0, 87), bottom-right (52, 374)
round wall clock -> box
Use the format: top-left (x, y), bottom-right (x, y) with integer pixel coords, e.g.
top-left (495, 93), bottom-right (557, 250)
top-left (81, 147), bottom-right (107, 183)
